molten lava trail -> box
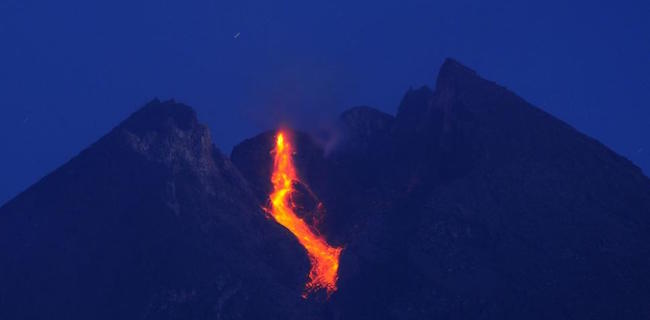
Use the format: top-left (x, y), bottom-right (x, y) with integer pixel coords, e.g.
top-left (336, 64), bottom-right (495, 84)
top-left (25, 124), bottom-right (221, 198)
top-left (268, 131), bottom-right (342, 297)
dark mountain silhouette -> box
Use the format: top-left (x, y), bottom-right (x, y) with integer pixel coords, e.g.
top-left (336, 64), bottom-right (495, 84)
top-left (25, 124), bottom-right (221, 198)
top-left (2, 59), bottom-right (650, 319)
top-left (0, 100), bottom-right (313, 319)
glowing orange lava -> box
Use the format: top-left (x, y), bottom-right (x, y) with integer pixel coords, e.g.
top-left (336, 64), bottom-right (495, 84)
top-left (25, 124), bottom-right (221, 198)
top-left (267, 131), bottom-right (342, 297)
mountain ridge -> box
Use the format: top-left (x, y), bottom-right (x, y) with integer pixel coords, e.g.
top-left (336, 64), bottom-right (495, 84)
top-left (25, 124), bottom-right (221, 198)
top-left (1, 58), bottom-right (649, 319)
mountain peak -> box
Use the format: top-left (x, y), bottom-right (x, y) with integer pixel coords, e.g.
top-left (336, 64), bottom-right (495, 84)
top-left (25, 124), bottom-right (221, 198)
top-left (435, 58), bottom-right (481, 89)
top-left (97, 98), bottom-right (225, 172)
top-left (394, 86), bottom-right (434, 133)
top-left (438, 57), bottom-right (477, 77)
top-left (119, 98), bottom-right (199, 134)
top-left (433, 58), bottom-right (517, 114)
top-left (339, 106), bottom-right (394, 133)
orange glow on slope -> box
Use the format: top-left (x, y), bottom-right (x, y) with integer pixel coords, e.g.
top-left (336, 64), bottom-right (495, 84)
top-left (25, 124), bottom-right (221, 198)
top-left (267, 131), bottom-right (342, 297)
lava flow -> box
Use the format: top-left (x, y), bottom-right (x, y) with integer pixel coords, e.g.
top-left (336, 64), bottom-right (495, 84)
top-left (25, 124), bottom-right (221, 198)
top-left (267, 131), bottom-right (342, 298)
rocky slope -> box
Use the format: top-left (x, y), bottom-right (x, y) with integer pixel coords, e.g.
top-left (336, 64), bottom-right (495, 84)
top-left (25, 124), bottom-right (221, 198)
top-left (0, 100), bottom-right (311, 319)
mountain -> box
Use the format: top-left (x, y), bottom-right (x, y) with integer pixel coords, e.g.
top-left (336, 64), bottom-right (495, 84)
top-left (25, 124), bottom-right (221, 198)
top-left (335, 59), bottom-right (650, 319)
top-left (0, 100), bottom-right (313, 319)
top-left (2, 59), bottom-right (650, 319)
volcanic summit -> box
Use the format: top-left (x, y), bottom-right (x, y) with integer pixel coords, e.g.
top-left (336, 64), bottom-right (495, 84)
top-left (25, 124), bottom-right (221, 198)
top-left (1, 59), bottom-right (650, 319)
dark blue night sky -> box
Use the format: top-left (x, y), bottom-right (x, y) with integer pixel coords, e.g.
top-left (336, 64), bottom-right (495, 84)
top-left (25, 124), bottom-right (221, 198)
top-left (1, 0), bottom-right (649, 204)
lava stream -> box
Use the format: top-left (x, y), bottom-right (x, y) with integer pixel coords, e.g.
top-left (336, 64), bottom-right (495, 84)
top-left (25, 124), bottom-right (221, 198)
top-left (267, 131), bottom-right (342, 297)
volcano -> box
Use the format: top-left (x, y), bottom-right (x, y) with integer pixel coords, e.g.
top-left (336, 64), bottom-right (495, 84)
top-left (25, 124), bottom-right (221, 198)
top-left (1, 59), bottom-right (650, 319)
